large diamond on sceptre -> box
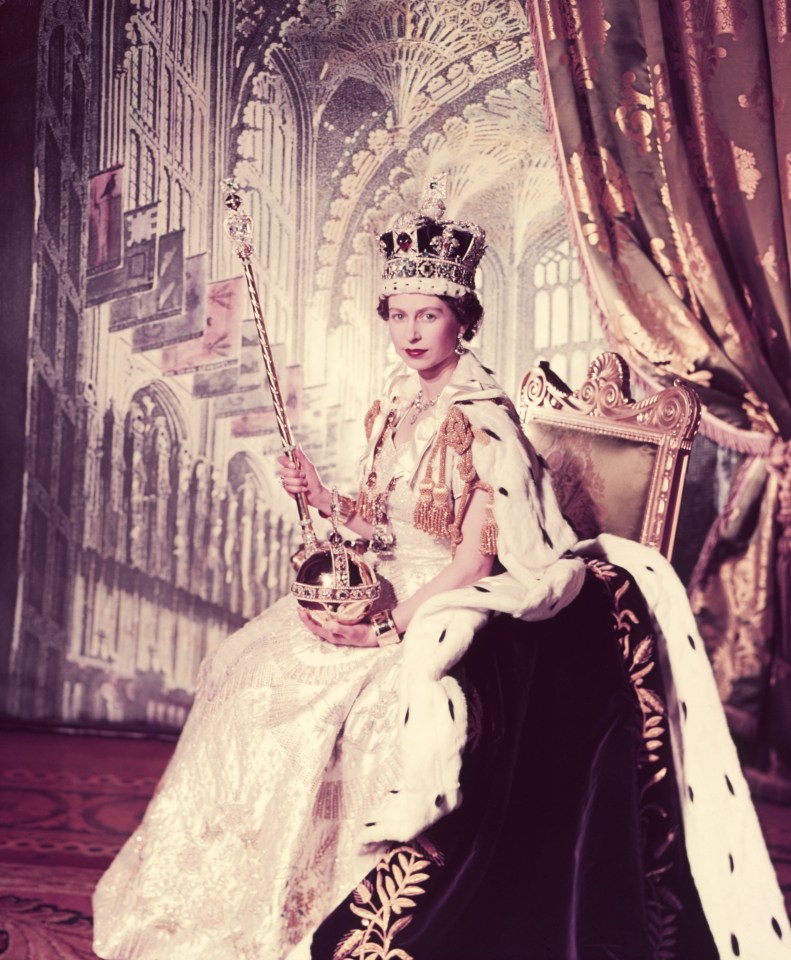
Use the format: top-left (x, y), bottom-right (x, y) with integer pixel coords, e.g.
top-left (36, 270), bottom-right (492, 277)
top-left (221, 180), bottom-right (379, 625)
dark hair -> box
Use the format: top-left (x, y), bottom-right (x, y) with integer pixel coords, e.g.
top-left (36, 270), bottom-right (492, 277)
top-left (376, 292), bottom-right (484, 341)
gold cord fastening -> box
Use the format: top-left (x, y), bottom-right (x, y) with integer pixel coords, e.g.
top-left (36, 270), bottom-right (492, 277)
top-left (357, 402), bottom-right (499, 558)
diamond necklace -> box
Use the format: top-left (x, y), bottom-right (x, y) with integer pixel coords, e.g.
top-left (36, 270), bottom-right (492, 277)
top-left (408, 389), bottom-right (439, 424)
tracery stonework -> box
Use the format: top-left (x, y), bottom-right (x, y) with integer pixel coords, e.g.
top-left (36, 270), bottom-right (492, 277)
top-left (7, 0), bottom-right (588, 729)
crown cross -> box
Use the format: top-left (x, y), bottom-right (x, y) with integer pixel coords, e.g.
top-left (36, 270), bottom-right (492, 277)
top-left (429, 226), bottom-right (460, 258)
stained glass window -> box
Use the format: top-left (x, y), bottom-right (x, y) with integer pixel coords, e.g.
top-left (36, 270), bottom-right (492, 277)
top-left (44, 127), bottom-right (62, 238)
top-left (143, 44), bottom-right (158, 128)
top-left (129, 130), bottom-right (141, 206)
top-left (162, 67), bottom-right (172, 151)
top-left (40, 252), bottom-right (58, 359)
top-left (47, 26), bottom-right (65, 110)
top-left (142, 145), bottom-right (156, 205)
top-left (70, 66), bottom-right (85, 165)
top-left (35, 376), bottom-right (55, 489)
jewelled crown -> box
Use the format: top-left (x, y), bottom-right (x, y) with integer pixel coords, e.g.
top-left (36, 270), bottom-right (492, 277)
top-left (378, 176), bottom-right (486, 298)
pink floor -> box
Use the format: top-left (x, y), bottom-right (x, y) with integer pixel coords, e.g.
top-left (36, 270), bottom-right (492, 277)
top-left (1, 728), bottom-right (789, 959)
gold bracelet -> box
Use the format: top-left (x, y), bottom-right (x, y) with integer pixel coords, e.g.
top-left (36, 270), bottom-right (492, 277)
top-left (337, 493), bottom-right (356, 524)
top-left (370, 609), bottom-right (402, 646)
top-left (318, 490), bottom-right (356, 525)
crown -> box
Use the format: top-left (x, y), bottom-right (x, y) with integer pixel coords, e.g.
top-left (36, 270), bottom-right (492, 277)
top-left (378, 175), bottom-right (486, 298)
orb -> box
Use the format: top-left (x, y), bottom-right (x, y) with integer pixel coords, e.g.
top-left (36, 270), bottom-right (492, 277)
top-left (290, 539), bottom-right (380, 626)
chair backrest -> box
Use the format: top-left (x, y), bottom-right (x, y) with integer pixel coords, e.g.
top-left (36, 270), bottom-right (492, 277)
top-left (518, 352), bottom-right (701, 560)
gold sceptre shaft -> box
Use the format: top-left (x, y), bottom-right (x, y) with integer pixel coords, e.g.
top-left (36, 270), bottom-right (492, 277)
top-left (221, 179), bottom-right (320, 558)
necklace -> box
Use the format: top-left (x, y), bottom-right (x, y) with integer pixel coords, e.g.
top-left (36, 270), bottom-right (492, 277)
top-left (408, 389), bottom-right (439, 424)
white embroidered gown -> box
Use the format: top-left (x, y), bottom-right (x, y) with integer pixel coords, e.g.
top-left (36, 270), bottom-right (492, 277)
top-left (92, 430), bottom-right (454, 960)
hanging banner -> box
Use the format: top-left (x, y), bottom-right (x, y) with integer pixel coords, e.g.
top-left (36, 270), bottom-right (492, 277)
top-left (212, 343), bottom-right (287, 418)
top-left (155, 230), bottom-right (185, 318)
top-left (160, 276), bottom-right (243, 376)
top-left (90, 202), bottom-right (158, 307)
top-left (213, 387), bottom-right (270, 419)
top-left (284, 363), bottom-right (304, 428)
top-left (322, 402), bottom-right (343, 475)
top-left (125, 204), bottom-right (160, 287)
top-left (87, 167), bottom-right (123, 275)
top-left (297, 381), bottom-right (327, 461)
top-left (229, 365), bottom-right (303, 437)
top-left (192, 320), bottom-right (264, 397)
top-left (108, 289), bottom-right (155, 332)
top-left (229, 411), bottom-right (274, 438)
top-left (191, 360), bottom-right (244, 398)
top-left (130, 250), bottom-right (206, 351)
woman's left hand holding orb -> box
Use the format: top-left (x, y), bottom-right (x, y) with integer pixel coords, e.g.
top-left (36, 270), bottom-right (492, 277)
top-left (297, 608), bottom-right (377, 647)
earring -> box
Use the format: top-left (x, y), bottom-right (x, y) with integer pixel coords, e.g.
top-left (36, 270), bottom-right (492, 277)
top-left (454, 335), bottom-right (466, 356)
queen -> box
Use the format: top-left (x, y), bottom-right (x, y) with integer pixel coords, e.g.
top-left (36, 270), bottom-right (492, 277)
top-left (93, 182), bottom-right (788, 960)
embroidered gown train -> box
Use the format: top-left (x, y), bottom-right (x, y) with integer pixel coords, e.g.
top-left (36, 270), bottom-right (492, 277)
top-left (92, 416), bottom-right (455, 959)
top-left (94, 352), bottom-right (791, 960)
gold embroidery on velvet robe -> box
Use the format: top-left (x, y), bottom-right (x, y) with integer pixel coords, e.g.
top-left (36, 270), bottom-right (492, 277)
top-left (587, 559), bottom-right (678, 958)
top-left (333, 842), bottom-right (440, 960)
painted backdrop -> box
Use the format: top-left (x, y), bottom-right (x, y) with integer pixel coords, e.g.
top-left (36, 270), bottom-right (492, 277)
top-left (1, 0), bottom-right (623, 731)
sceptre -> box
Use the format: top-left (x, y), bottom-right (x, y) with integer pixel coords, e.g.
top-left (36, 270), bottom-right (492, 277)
top-left (221, 179), bottom-right (380, 625)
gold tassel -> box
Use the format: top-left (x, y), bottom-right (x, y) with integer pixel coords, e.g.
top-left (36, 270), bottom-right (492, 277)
top-left (413, 476), bottom-right (435, 530)
top-left (479, 488), bottom-right (498, 555)
top-left (480, 506), bottom-right (498, 555)
top-left (428, 481), bottom-right (452, 536)
top-left (409, 406), bottom-right (499, 554)
top-left (355, 488), bottom-right (376, 523)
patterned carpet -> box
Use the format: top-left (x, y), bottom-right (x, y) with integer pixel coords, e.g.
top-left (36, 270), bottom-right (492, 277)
top-left (0, 728), bottom-right (789, 959)
top-left (0, 730), bottom-right (174, 960)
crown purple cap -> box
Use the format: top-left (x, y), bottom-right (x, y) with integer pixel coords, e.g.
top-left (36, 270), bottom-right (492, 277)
top-left (378, 176), bottom-right (486, 298)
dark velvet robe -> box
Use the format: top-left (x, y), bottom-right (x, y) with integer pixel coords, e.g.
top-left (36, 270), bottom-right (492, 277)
top-left (310, 562), bottom-right (718, 960)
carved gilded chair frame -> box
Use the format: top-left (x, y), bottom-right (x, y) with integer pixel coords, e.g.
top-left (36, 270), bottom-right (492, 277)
top-left (518, 352), bottom-right (701, 560)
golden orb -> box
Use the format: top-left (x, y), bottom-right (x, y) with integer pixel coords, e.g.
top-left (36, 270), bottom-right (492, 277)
top-left (290, 536), bottom-right (380, 626)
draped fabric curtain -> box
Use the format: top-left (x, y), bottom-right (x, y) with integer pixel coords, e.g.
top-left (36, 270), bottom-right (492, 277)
top-left (526, 0), bottom-right (791, 788)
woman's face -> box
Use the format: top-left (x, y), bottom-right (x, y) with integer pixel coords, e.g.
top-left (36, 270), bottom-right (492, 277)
top-left (385, 293), bottom-right (464, 381)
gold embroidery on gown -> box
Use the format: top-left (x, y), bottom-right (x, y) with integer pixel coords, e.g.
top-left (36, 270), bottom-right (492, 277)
top-left (92, 426), bottom-right (456, 960)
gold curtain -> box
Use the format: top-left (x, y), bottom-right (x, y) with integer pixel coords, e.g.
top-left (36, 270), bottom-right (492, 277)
top-left (527, 0), bottom-right (791, 788)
